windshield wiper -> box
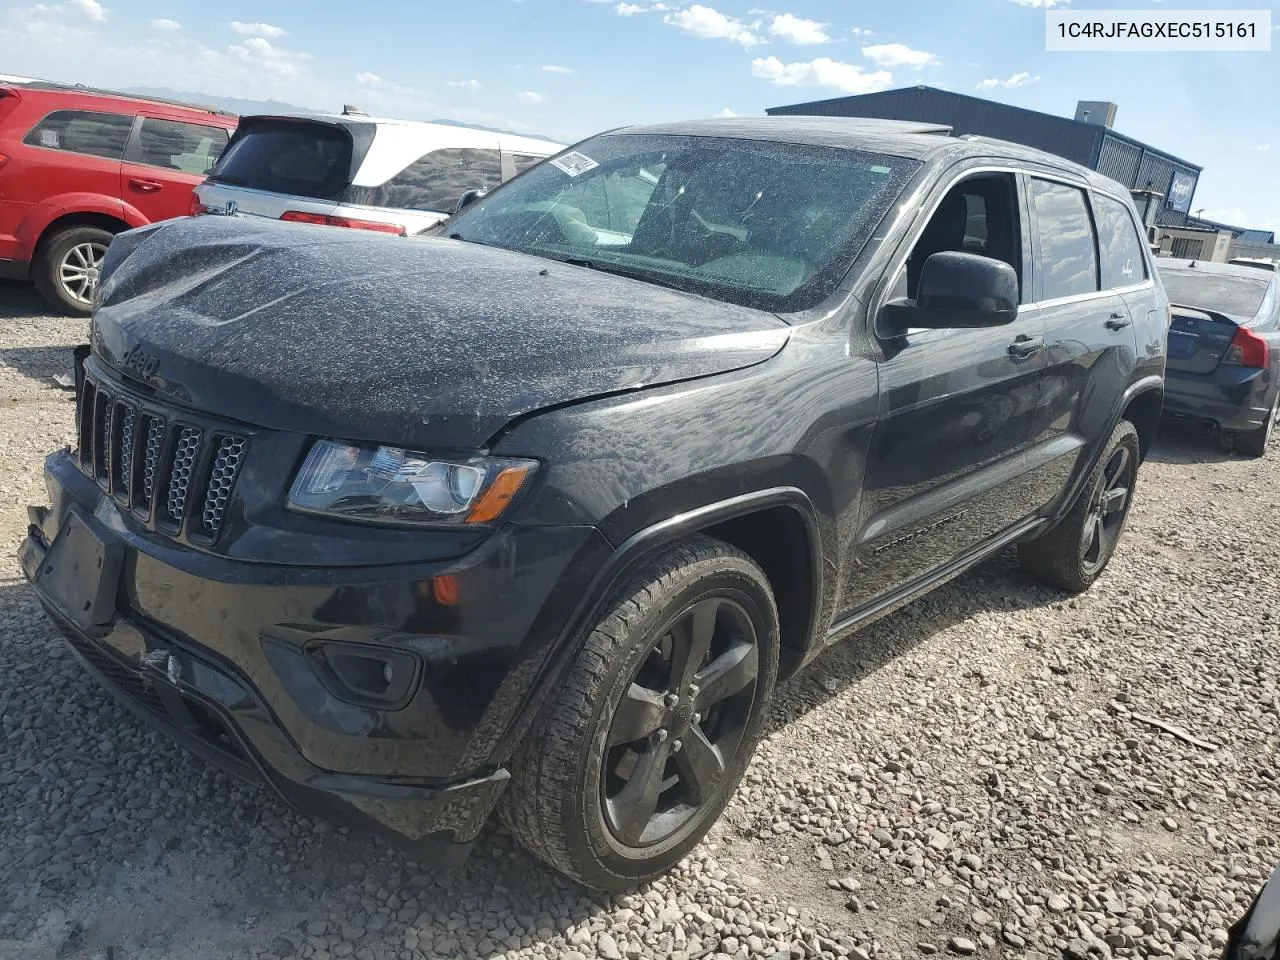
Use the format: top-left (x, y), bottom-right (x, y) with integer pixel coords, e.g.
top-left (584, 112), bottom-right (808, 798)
top-left (558, 257), bottom-right (686, 292)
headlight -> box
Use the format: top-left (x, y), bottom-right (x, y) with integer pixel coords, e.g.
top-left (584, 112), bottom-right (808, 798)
top-left (287, 441), bottom-right (537, 526)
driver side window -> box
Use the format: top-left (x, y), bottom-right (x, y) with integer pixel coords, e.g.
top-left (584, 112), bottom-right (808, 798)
top-left (903, 173), bottom-right (1025, 303)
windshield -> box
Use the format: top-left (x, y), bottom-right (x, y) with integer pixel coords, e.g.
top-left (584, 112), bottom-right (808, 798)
top-left (445, 133), bottom-right (919, 312)
top-left (1159, 267), bottom-right (1272, 318)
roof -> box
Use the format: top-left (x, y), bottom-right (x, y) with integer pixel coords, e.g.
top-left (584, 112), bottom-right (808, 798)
top-left (0, 75), bottom-right (236, 118)
top-left (610, 116), bottom-right (1128, 192)
top-left (766, 86), bottom-right (1202, 174)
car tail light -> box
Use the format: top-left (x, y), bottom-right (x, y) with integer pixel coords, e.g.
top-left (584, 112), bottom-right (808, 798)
top-left (1223, 326), bottom-right (1270, 368)
top-left (280, 211), bottom-right (405, 236)
top-left (189, 193), bottom-right (203, 216)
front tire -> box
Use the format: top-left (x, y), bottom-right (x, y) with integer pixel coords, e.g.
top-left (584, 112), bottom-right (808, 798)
top-left (34, 225), bottom-right (114, 316)
top-left (1018, 419), bottom-right (1141, 593)
top-left (501, 536), bottom-right (779, 891)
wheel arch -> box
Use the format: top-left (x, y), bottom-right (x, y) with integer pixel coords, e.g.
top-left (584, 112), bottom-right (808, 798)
top-left (35, 211), bottom-right (132, 258)
top-left (1120, 381), bottom-right (1164, 463)
top-left (492, 487), bottom-right (826, 766)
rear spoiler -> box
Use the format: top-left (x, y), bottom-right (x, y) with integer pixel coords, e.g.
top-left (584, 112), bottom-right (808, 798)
top-left (1168, 303), bottom-right (1241, 326)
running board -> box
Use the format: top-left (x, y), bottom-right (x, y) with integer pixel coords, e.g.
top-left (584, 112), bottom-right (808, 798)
top-left (825, 517), bottom-right (1049, 646)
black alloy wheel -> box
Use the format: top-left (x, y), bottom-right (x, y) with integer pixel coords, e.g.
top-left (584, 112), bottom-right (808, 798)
top-left (601, 595), bottom-right (759, 847)
top-left (501, 536), bottom-right (779, 891)
top-left (1080, 442), bottom-right (1135, 578)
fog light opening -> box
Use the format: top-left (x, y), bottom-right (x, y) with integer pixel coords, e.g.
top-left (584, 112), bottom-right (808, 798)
top-left (305, 641), bottom-right (421, 710)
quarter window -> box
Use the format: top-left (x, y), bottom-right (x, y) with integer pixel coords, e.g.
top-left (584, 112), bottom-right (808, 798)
top-left (510, 153), bottom-right (546, 175)
top-left (351, 147), bottom-right (503, 213)
top-left (136, 118), bottom-right (230, 175)
top-left (22, 110), bottom-right (133, 160)
top-left (1093, 194), bottom-right (1148, 289)
top-left (1029, 179), bottom-right (1099, 300)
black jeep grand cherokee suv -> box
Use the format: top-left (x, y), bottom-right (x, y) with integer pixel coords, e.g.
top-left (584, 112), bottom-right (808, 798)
top-left (21, 117), bottom-right (1167, 890)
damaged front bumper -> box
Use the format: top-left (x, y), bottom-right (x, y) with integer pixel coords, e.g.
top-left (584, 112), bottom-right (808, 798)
top-left (19, 505), bottom-right (508, 865)
top-left (18, 451), bottom-right (607, 865)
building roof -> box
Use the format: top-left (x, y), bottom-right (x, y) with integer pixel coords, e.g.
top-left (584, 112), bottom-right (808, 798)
top-left (1183, 215), bottom-right (1275, 245)
top-left (766, 86), bottom-right (1202, 174)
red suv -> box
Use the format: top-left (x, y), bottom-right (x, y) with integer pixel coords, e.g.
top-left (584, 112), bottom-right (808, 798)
top-left (0, 78), bottom-right (237, 314)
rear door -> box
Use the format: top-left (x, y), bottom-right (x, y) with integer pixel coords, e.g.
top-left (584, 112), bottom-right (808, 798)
top-left (122, 114), bottom-right (231, 223)
top-left (15, 106), bottom-right (132, 209)
top-left (1024, 175), bottom-right (1138, 510)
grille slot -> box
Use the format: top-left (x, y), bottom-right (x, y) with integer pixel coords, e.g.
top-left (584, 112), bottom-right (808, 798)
top-left (138, 414), bottom-right (166, 513)
top-left (111, 402), bottom-right (136, 499)
top-left (162, 426), bottom-right (203, 527)
top-left (76, 372), bottom-right (248, 543)
top-left (199, 436), bottom-right (246, 538)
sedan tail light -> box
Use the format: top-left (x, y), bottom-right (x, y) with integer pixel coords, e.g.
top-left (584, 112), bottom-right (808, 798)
top-left (280, 211), bottom-right (406, 236)
top-left (1223, 326), bottom-right (1270, 369)
top-left (189, 193), bottom-right (204, 216)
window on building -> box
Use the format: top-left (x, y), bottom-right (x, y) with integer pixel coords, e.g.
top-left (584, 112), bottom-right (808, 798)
top-left (23, 110), bottom-right (134, 160)
top-left (1029, 178), bottom-right (1099, 300)
top-left (1093, 193), bottom-right (1149, 289)
top-left (136, 118), bottom-right (230, 175)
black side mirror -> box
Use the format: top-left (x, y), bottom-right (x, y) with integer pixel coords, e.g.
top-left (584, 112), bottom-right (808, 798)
top-left (455, 189), bottom-right (487, 215)
top-left (882, 251), bottom-right (1020, 332)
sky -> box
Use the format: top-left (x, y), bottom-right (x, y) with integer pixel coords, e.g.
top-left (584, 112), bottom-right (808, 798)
top-left (2, 0), bottom-right (1277, 230)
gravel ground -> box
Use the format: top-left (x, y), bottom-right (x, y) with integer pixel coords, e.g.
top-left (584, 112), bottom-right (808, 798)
top-left (1, 279), bottom-right (1277, 960)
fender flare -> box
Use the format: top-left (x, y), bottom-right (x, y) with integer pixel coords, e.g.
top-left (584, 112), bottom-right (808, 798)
top-left (491, 486), bottom-right (824, 764)
top-left (1044, 374), bottom-right (1163, 532)
top-left (20, 194), bottom-right (144, 253)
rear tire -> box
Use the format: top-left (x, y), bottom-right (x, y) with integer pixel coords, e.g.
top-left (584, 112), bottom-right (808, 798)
top-left (34, 225), bottom-right (114, 316)
top-left (1018, 419), bottom-right (1141, 593)
top-left (500, 535), bottom-right (779, 891)
top-left (1232, 395), bottom-right (1278, 459)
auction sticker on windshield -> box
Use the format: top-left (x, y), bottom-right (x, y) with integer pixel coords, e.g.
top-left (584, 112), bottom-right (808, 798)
top-left (550, 151), bottom-right (600, 177)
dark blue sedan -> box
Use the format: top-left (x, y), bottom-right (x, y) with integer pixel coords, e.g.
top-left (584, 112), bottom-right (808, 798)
top-left (1158, 259), bottom-right (1280, 457)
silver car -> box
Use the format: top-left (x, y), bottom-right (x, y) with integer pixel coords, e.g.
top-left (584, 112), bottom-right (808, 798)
top-left (193, 110), bottom-right (565, 236)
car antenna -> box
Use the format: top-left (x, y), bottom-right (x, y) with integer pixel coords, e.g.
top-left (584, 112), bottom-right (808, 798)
top-left (1188, 259), bottom-right (1197, 268)
top-left (341, 104), bottom-right (367, 116)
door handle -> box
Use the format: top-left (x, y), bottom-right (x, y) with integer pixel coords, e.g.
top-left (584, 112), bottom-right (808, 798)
top-left (1105, 312), bottom-right (1132, 330)
top-left (1007, 334), bottom-right (1044, 358)
top-left (128, 178), bottom-right (162, 193)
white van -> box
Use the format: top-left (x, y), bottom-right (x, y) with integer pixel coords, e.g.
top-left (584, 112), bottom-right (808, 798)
top-left (193, 111), bottom-right (564, 236)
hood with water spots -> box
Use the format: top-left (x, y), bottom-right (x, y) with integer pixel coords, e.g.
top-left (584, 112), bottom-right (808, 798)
top-left (92, 216), bottom-right (789, 449)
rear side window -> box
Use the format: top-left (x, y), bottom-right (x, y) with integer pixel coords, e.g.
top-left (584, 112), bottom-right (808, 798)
top-left (1029, 178), bottom-right (1099, 301)
top-left (136, 118), bottom-right (229, 176)
top-left (1093, 194), bottom-right (1148, 289)
top-left (209, 121), bottom-right (353, 200)
top-left (346, 147), bottom-right (503, 213)
top-left (23, 110), bottom-right (133, 160)
top-left (510, 152), bottom-right (546, 175)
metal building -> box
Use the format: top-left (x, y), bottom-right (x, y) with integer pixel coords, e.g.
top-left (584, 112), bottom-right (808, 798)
top-left (766, 86), bottom-right (1203, 228)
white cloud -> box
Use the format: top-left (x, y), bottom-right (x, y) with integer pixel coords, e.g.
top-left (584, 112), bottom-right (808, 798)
top-left (1255, 144), bottom-right (1271, 152)
top-left (517, 90), bottom-right (544, 105)
top-left (355, 72), bottom-right (382, 86)
top-left (751, 56), bottom-right (893, 94)
top-left (976, 71), bottom-right (1040, 89)
top-left (229, 21), bottom-right (285, 38)
top-left (861, 43), bottom-right (939, 69)
top-left (616, 2), bottom-right (645, 13)
top-left (769, 13), bottom-right (830, 44)
top-left (149, 17), bottom-right (181, 31)
top-left (229, 36), bottom-right (310, 78)
top-left (717, 107), bottom-right (739, 117)
top-left (74, 0), bottom-right (105, 20)
top-left (448, 79), bottom-right (481, 90)
top-left (1012, 0), bottom-right (1069, 6)
top-left (540, 64), bottom-right (574, 75)
top-left (665, 4), bottom-right (764, 47)
top-left (850, 26), bottom-right (875, 37)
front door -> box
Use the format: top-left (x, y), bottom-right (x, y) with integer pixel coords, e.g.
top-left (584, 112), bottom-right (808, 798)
top-left (844, 171), bottom-right (1048, 614)
top-left (121, 115), bottom-right (230, 223)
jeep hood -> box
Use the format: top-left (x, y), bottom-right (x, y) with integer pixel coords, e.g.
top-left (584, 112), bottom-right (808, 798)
top-left (91, 217), bottom-right (789, 448)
